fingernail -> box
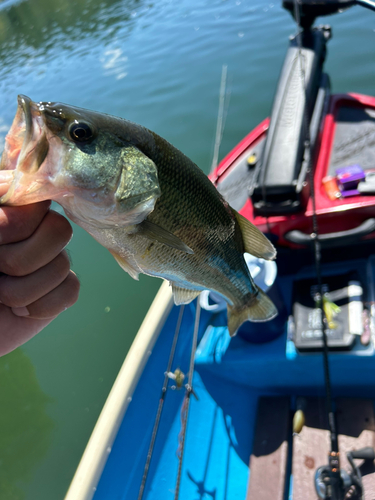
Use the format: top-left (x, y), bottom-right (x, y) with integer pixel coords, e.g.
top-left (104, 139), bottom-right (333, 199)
top-left (12, 306), bottom-right (30, 317)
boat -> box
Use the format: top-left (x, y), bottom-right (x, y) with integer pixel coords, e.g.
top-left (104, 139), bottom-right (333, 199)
top-left (64, 1), bottom-right (375, 499)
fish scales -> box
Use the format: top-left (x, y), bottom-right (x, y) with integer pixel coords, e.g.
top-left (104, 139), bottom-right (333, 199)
top-left (121, 131), bottom-right (254, 303)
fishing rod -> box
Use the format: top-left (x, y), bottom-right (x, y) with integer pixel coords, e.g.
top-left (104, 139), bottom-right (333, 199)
top-left (210, 64), bottom-right (230, 174)
top-left (137, 305), bottom-right (185, 500)
top-left (290, 1), bottom-right (375, 498)
top-left (137, 297), bottom-right (201, 500)
top-left (291, 0), bottom-right (340, 471)
top-left (174, 300), bottom-right (201, 500)
top-left (291, 14), bottom-right (341, 492)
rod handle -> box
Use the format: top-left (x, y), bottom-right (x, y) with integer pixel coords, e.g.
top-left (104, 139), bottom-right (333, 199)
top-left (349, 447), bottom-right (375, 460)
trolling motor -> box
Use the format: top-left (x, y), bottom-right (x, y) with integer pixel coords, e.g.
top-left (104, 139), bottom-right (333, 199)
top-left (315, 447), bottom-right (375, 499)
top-left (251, 0), bottom-right (375, 217)
top-left (283, 0), bottom-right (375, 29)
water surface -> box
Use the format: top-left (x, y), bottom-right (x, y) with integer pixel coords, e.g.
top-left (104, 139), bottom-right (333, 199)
top-left (0, 0), bottom-right (374, 498)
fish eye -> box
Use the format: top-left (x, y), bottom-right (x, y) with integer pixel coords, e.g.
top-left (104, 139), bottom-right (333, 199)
top-left (69, 122), bottom-right (94, 142)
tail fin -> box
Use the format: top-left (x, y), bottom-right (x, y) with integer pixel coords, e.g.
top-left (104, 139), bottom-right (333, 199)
top-left (227, 286), bottom-right (278, 337)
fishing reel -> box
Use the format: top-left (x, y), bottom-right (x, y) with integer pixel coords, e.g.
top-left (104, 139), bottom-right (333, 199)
top-left (315, 447), bottom-right (375, 500)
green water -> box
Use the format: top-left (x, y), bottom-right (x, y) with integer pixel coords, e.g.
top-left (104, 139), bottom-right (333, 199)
top-left (0, 0), bottom-right (373, 498)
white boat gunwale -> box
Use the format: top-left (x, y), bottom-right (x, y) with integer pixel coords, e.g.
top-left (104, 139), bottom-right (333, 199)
top-left (64, 280), bottom-right (173, 500)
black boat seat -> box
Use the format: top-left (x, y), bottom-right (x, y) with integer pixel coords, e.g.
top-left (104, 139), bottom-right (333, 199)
top-left (251, 29), bottom-right (329, 216)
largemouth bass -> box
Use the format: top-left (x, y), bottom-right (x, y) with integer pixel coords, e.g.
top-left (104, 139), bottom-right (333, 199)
top-left (0, 95), bottom-right (277, 336)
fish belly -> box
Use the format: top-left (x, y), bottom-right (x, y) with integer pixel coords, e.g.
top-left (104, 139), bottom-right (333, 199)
top-left (80, 219), bottom-right (252, 304)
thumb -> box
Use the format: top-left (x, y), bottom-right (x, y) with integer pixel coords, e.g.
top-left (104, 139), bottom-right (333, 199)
top-left (0, 171), bottom-right (14, 197)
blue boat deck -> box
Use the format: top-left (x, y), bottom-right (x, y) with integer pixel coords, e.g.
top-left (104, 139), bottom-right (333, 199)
top-left (94, 303), bottom-right (256, 500)
top-left (93, 250), bottom-right (375, 500)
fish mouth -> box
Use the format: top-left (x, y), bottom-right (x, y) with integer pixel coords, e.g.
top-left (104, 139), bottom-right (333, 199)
top-left (1, 95), bottom-right (34, 172)
top-left (0, 95), bottom-right (50, 205)
top-left (19, 95), bottom-right (33, 152)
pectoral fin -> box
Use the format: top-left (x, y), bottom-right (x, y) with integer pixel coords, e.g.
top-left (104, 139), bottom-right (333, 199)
top-left (233, 209), bottom-right (276, 261)
top-left (171, 283), bottom-right (201, 305)
top-left (137, 220), bottom-right (194, 254)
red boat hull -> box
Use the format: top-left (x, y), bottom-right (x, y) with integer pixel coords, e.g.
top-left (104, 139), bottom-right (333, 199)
top-left (211, 93), bottom-right (375, 248)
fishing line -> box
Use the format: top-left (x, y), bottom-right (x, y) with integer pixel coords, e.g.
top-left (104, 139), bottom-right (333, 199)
top-left (174, 300), bottom-right (201, 500)
top-left (292, 0), bottom-right (341, 497)
top-left (137, 304), bottom-right (185, 500)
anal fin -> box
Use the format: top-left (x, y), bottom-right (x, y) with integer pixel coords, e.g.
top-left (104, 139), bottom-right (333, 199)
top-left (171, 283), bottom-right (201, 305)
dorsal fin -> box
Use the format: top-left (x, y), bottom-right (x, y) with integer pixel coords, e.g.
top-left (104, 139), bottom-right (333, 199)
top-left (233, 209), bottom-right (276, 261)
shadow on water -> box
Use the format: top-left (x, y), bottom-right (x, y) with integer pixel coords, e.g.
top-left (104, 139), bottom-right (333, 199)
top-left (0, 349), bottom-right (54, 499)
top-left (0, 0), bottom-right (143, 40)
top-left (0, 0), bottom-right (150, 148)
top-left (0, 0), bottom-right (146, 68)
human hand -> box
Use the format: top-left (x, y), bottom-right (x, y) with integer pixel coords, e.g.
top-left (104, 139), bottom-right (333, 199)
top-left (0, 171), bottom-right (80, 356)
